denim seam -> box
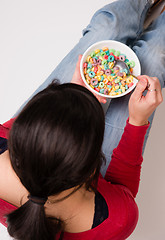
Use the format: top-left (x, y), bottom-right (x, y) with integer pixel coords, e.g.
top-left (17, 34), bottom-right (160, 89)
top-left (135, 0), bottom-right (152, 39)
top-left (105, 122), bottom-right (124, 130)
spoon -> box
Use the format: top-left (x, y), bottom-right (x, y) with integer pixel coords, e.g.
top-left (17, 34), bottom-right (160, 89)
top-left (114, 60), bottom-right (139, 80)
top-left (114, 60), bottom-right (150, 89)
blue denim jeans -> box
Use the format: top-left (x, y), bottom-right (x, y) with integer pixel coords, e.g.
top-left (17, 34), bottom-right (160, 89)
top-left (14, 0), bottom-right (165, 176)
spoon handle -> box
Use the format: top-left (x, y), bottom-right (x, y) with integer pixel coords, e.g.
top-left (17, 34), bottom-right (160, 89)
top-left (130, 74), bottom-right (150, 89)
top-left (130, 74), bottom-right (139, 81)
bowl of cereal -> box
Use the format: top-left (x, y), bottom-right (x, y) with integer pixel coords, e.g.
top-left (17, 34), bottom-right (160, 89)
top-left (80, 40), bottom-right (141, 98)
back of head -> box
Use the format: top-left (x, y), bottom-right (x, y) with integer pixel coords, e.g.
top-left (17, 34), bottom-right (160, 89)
top-left (7, 81), bottom-right (105, 240)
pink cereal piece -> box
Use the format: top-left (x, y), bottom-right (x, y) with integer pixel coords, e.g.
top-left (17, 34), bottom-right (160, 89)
top-left (113, 66), bottom-right (120, 71)
top-left (117, 72), bottom-right (124, 77)
top-left (97, 59), bottom-right (102, 65)
top-left (104, 89), bottom-right (109, 95)
top-left (92, 63), bottom-right (98, 67)
top-left (105, 69), bottom-right (112, 75)
top-left (90, 78), bottom-right (98, 86)
top-left (119, 55), bottom-right (125, 61)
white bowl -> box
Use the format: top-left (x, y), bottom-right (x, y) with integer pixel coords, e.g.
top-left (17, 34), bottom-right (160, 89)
top-left (80, 40), bottom-right (141, 98)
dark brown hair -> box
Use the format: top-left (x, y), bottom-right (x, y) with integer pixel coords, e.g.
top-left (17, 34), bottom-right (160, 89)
top-left (7, 81), bottom-right (105, 240)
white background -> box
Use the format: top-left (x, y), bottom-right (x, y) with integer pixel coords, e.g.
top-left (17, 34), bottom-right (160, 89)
top-left (0, 0), bottom-right (165, 239)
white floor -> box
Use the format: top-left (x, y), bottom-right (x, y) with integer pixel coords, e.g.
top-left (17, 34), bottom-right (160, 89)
top-left (0, 1), bottom-right (165, 239)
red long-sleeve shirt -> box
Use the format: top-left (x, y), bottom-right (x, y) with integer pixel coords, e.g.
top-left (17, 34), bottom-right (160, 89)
top-left (0, 118), bottom-right (149, 240)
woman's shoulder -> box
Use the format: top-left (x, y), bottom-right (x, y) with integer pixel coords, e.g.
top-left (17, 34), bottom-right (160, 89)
top-left (97, 174), bottom-right (135, 206)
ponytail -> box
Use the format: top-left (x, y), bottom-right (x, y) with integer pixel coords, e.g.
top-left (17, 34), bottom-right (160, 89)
top-left (6, 200), bottom-right (63, 240)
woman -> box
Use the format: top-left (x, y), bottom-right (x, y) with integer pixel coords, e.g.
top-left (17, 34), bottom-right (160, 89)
top-left (0, 0), bottom-right (164, 240)
top-left (0, 75), bottom-right (162, 240)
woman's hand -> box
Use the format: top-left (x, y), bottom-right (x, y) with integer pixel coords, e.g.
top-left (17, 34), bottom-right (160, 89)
top-left (71, 55), bottom-right (107, 104)
top-left (129, 75), bottom-right (163, 126)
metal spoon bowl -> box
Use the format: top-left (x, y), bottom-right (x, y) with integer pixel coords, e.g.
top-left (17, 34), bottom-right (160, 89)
top-left (114, 60), bottom-right (139, 80)
top-left (114, 60), bottom-right (151, 89)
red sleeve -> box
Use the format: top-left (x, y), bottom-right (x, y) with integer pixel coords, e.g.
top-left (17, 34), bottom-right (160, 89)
top-left (0, 118), bottom-right (16, 139)
top-left (104, 119), bottom-right (149, 198)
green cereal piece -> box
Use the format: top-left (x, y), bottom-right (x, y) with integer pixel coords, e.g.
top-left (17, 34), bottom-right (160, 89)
top-left (126, 62), bottom-right (131, 68)
top-left (109, 49), bottom-right (116, 54)
top-left (100, 51), bottom-right (106, 57)
top-left (96, 53), bottom-right (101, 57)
top-left (129, 61), bottom-right (135, 68)
top-left (114, 50), bottom-right (120, 56)
top-left (90, 51), bottom-right (96, 57)
top-left (99, 82), bottom-right (105, 88)
top-left (115, 79), bottom-right (120, 83)
top-left (102, 59), bottom-right (107, 65)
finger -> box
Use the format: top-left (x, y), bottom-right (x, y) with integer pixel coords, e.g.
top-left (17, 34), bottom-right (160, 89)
top-left (132, 76), bottom-right (148, 100)
top-left (71, 55), bottom-right (84, 85)
top-left (151, 77), bottom-right (163, 104)
top-left (75, 55), bottom-right (82, 75)
top-left (140, 76), bottom-right (163, 106)
top-left (95, 95), bottom-right (107, 104)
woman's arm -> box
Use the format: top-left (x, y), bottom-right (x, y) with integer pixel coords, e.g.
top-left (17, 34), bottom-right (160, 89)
top-left (0, 118), bottom-right (28, 207)
top-left (105, 76), bottom-right (163, 197)
top-left (0, 150), bottom-right (28, 207)
top-left (104, 119), bottom-right (149, 197)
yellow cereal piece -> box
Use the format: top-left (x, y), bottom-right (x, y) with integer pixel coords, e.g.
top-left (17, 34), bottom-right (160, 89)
top-left (117, 76), bottom-right (122, 80)
top-left (110, 92), bottom-right (116, 96)
top-left (87, 56), bottom-right (92, 62)
top-left (109, 62), bottom-right (114, 68)
top-left (126, 77), bottom-right (133, 83)
top-left (107, 76), bottom-right (113, 81)
top-left (127, 76), bottom-right (133, 81)
top-left (103, 74), bottom-right (107, 78)
top-left (86, 74), bottom-right (91, 81)
top-left (115, 85), bottom-right (119, 90)
top-left (97, 75), bottom-right (101, 81)
top-left (112, 75), bottom-right (117, 79)
top-left (90, 84), bottom-right (94, 89)
top-left (122, 88), bottom-right (125, 93)
top-left (97, 65), bottom-right (102, 71)
top-left (97, 71), bottom-right (102, 76)
top-left (100, 65), bottom-right (104, 69)
top-left (95, 49), bottom-right (100, 54)
top-left (86, 79), bottom-right (90, 84)
top-left (99, 56), bottom-right (104, 61)
top-left (123, 72), bottom-right (126, 78)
